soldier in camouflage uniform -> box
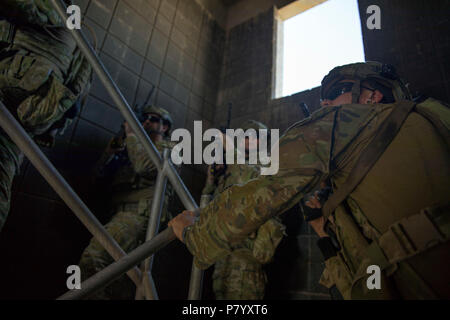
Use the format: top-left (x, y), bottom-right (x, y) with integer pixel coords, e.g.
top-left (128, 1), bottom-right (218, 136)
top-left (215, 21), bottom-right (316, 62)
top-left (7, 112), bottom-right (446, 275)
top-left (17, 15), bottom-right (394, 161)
top-left (200, 120), bottom-right (285, 300)
top-left (170, 61), bottom-right (450, 299)
top-left (0, 0), bottom-right (92, 232)
top-left (79, 105), bottom-right (175, 300)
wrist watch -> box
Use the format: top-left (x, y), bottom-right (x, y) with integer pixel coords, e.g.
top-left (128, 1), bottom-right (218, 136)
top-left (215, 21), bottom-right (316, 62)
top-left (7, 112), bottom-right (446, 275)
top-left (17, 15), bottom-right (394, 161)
top-left (182, 225), bottom-right (193, 243)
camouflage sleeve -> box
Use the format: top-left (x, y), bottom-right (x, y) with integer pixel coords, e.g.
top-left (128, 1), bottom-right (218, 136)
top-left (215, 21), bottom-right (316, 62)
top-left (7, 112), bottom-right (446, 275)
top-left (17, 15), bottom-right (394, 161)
top-left (252, 217), bottom-right (286, 264)
top-left (65, 48), bottom-right (93, 98)
top-left (125, 135), bottom-right (157, 176)
top-left (1, 0), bottom-right (65, 27)
top-left (185, 109), bottom-right (337, 269)
top-left (201, 180), bottom-right (216, 196)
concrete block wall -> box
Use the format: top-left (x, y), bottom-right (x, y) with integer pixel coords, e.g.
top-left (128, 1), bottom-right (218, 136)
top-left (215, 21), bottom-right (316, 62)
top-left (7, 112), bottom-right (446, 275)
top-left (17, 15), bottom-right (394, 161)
top-left (215, 7), bottom-right (321, 133)
top-left (0, 0), bottom-right (225, 299)
top-left (358, 0), bottom-right (450, 102)
top-left (216, 0), bottom-right (450, 132)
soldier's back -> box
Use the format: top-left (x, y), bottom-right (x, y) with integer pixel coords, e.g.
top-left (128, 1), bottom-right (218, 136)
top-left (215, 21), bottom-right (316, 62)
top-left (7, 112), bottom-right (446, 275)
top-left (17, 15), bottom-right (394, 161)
top-left (319, 98), bottom-right (450, 299)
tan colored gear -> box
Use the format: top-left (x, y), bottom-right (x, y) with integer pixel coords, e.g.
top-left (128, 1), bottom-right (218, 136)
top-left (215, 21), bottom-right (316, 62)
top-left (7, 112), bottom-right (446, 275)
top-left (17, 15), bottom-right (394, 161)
top-left (140, 105), bottom-right (173, 136)
top-left (240, 120), bottom-right (268, 131)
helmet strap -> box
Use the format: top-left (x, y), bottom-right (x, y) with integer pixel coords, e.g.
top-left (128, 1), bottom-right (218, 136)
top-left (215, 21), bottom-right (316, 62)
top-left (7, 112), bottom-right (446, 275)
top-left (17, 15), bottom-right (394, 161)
top-left (351, 80), bottom-right (361, 103)
top-left (148, 129), bottom-right (163, 136)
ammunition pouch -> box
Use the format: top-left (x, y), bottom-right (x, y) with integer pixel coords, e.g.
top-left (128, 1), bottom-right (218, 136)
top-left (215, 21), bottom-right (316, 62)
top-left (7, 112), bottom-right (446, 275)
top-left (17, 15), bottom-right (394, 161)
top-left (326, 203), bottom-right (450, 299)
top-left (378, 204), bottom-right (449, 265)
top-left (0, 19), bottom-right (15, 47)
top-left (115, 198), bottom-right (152, 218)
top-left (231, 248), bottom-right (261, 265)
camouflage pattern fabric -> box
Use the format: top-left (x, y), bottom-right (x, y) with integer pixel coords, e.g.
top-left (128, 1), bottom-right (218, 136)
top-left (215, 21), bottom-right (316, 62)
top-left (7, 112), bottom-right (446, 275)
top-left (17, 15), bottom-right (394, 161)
top-left (0, 134), bottom-right (23, 232)
top-left (201, 163), bottom-right (285, 300)
top-left (79, 137), bottom-right (174, 300)
top-left (185, 98), bottom-right (450, 299)
top-left (202, 163), bottom-right (260, 199)
top-left (1, 0), bottom-right (66, 27)
top-left (212, 249), bottom-right (267, 300)
top-left (78, 207), bottom-right (149, 300)
top-left (0, 0), bottom-right (92, 232)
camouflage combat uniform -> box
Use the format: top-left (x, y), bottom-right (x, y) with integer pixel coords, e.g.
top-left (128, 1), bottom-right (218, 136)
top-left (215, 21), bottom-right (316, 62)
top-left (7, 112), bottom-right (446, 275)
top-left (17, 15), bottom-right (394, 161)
top-left (79, 106), bottom-right (175, 300)
top-left (184, 62), bottom-right (450, 299)
top-left (200, 120), bottom-right (285, 300)
top-left (0, 0), bottom-right (92, 232)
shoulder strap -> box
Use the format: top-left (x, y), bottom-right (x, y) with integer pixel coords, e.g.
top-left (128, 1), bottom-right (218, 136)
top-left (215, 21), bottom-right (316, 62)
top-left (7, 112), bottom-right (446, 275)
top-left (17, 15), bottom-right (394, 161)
top-left (415, 103), bottom-right (450, 150)
top-left (323, 100), bottom-right (417, 219)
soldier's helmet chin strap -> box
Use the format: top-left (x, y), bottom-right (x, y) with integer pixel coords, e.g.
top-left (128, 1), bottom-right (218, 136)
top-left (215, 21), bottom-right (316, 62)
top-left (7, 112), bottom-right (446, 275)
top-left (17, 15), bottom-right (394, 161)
top-left (351, 79), bottom-right (362, 104)
top-left (146, 119), bottom-right (165, 137)
top-left (146, 129), bottom-right (164, 137)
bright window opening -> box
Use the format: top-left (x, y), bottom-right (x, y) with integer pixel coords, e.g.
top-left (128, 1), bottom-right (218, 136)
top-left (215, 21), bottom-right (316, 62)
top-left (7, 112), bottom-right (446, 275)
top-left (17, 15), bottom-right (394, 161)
top-left (275, 0), bottom-right (365, 98)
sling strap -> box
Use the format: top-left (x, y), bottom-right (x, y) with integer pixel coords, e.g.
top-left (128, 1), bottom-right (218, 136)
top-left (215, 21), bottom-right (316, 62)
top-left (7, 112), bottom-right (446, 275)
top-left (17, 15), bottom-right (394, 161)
top-left (415, 102), bottom-right (450, 150)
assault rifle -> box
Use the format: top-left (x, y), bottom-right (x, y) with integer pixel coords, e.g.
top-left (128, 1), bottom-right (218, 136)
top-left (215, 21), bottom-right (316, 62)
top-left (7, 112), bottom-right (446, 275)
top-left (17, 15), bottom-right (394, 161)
top-left (299, 102), bottom-right (311, 119)
top-left (212, 102), bottom-right (233, 178)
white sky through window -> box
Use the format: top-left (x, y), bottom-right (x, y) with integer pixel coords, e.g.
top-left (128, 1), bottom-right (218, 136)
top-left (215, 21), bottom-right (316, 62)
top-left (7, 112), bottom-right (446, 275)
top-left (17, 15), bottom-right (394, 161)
top-left (281, 0), bottom-right (365, 97)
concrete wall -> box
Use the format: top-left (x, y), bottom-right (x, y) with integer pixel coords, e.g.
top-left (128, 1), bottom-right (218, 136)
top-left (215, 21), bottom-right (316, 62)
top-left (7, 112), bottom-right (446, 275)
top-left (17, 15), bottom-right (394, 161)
top-left (195, 0), bottom-right (228, 28)
top-left (225, 0), bottom-right (296, 29)
top-left (358, 0), bottom-right (449, 102)
top-left (0, 0), bottom-right (225, 299)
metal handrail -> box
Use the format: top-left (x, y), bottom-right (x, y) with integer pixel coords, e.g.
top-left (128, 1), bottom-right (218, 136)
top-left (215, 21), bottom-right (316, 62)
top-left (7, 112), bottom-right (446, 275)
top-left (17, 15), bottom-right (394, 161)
top-left (0, 100), bottom-right (143, 292)
top-left (58, 227), bottom-right (177, 300)
top-left (137, 149), bottom-right (169, 300)
top-left (48, 0), bottom-right (203, 300)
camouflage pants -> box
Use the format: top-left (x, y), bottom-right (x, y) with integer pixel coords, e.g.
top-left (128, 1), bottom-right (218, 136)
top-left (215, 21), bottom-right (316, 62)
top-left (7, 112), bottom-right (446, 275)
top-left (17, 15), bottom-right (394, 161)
top-left (78, 202), bottom-right (151, 300)
top-left (0, 132), bottom-right (22, 232)
top-left (0, 50), bottom-right (77, 232)
top-left (213, 249), bottom-right (267, 300)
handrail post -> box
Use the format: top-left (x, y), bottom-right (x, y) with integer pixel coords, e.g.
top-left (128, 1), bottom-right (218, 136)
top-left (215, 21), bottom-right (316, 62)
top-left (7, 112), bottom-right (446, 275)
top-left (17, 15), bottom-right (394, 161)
top-left (136, 148), bottom-right (169, 300)
top-left (164, 163), bottom-right (204, 300)
top-left (0, 101), bottom-right (143, 291)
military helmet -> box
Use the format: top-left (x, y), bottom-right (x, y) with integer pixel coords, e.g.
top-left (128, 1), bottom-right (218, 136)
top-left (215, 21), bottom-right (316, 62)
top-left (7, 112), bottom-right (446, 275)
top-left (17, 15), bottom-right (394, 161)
top-left (240, 120), bottom-right (268, 131)
top-left (240, 120), bottom-right (270, 141)
top-left (140, 105), bottom-right (173, 136)
top-left (321, 61), bottom-right (411, 103)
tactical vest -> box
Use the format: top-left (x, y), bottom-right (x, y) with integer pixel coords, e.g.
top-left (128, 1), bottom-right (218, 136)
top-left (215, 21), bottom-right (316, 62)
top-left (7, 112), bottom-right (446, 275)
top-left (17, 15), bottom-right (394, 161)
top-left (321, 98), bottom-right (450, 299)
top-left (1, 18), bottom-right (82, 83)
top-left (109, 140), bottom-right (168, 201)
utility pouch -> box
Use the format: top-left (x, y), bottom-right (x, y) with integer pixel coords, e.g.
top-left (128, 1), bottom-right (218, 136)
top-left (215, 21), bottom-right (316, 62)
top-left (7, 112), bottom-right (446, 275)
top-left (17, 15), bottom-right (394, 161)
top-left (0, 20), bottom-right (15, 46)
